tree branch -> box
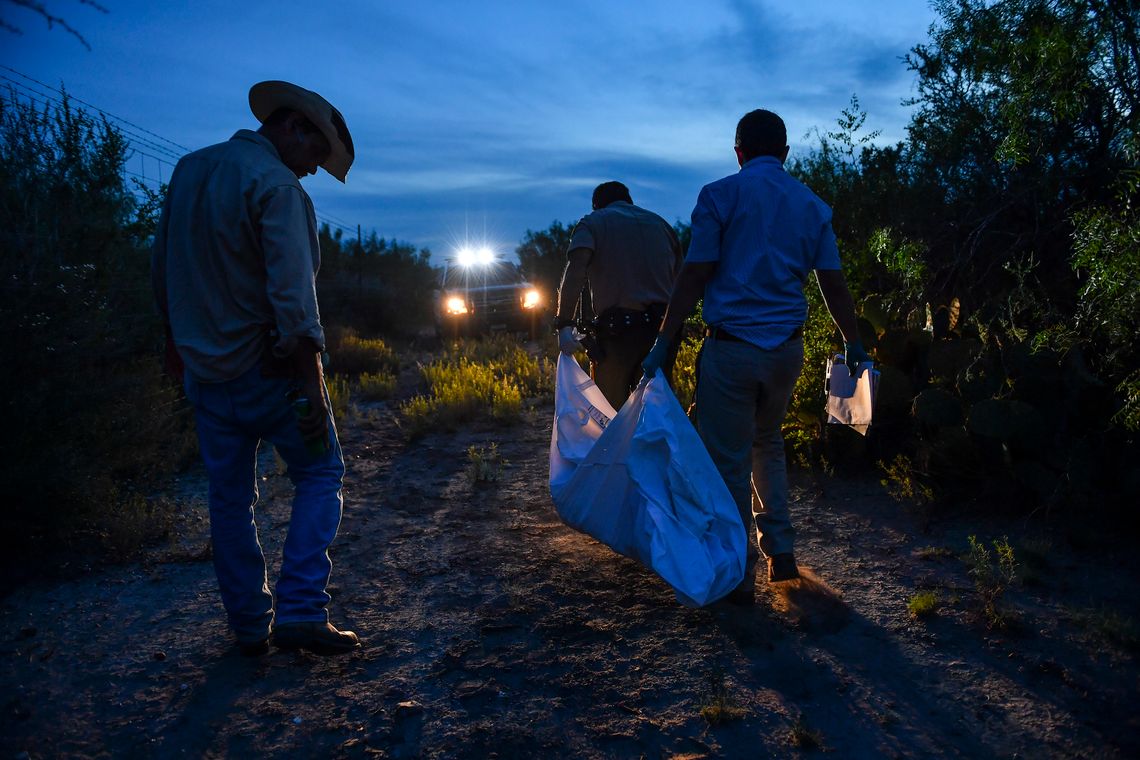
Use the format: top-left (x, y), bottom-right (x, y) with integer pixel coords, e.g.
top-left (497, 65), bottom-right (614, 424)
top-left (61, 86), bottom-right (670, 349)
top-left (0, 0), bottom-right (109, 50)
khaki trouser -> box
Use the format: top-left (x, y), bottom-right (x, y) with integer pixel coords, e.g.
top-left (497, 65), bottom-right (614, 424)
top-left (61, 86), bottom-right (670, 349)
top-left (695, 334), bottom-right (804, 569)
top-left (591, 322), bottom-right (677, 412)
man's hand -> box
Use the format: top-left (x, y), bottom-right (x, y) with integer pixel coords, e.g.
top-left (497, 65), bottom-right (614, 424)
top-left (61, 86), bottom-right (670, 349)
top-left (291, 341), bottom-right (331, 453)
top-left (843, 340), bottom-right (872, 376)
top-left (641, 336), bottom-right (669, 378)
top-left (558, 326), bottom-right (582, 355)
top-left (296, 385), bottom-right (330, 442)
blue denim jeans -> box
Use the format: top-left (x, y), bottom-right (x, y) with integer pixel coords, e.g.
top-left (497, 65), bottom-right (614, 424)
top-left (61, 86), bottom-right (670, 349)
top-left (185, 363), bottom-right (345, 643)
top-left (696, 336), bottom-right (804, 569)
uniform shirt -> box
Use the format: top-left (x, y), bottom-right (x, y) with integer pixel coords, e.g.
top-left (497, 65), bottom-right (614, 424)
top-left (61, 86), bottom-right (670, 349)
top-left (686, 156), bottom-right (842, 349)
top-left (152, 130), bottom-right (325, 383)
top-left (568, 201), bottom-right (682, 315)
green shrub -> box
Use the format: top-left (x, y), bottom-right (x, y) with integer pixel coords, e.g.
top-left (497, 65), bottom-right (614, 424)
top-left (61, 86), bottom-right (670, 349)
top-left (0, 88), bottom-right (192, 580)
top-left (916, 545), bottom-right (953, 560)
top-left (443, 335), bottom-right (554, 398)
top-left (397, 395), bottom-right (438, 440)
top-left (467, 443), bottom-right (506, 483)
top-left (879, 454), bottom-right (935, 505)
top-left (325, 374), bottom-right (351, 419)
top-left (329, 329), bottom-right (400, 376)
top-left (398, 345), bottom-right (538, 439)
top-left (358, 371), bottom-right (398, 401)
top-left (965, 535), bottom-right (1019, 631)
top-left (784, 277), bottom-right (838, 462)
top-left (908, 591), bottom-right (939, 619)
top-left (671, 333), bottom-right (702, 414)
top-left (1066, 606), bottom-right (1139, 651)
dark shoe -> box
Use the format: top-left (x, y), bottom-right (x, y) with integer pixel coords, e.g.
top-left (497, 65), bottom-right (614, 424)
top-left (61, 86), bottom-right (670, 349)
top-left (237, 637), bottom-right (269, 657)
top-left (723, 570), bottom-right (757, 606)
top-left (273, 622), bottom-right (360, 656)
top-left (767, 553), bottom-right (800, 583)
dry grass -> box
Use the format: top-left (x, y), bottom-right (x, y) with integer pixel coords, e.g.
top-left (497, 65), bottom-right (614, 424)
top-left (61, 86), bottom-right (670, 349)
top-left (788, 715), bottom-right (824, 749)
top-left (1066, 606), bottom-right (1139, 651)
top-left (697, 669), bottom-right (749, 726)
top-left (916, 545), bottom-right (954, 560)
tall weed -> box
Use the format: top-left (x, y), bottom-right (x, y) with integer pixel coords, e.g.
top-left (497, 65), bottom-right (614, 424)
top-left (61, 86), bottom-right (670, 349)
top-left (399, 342), bottom-right (540, 439)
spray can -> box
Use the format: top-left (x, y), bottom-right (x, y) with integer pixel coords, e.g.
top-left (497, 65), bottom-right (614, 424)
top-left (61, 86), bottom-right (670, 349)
top-left (289, 390), bottom-right (329, 458)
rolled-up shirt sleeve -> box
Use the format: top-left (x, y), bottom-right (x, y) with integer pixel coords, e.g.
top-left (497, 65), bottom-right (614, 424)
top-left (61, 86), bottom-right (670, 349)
top-left (260, 184), bottom-right (326, 356)
top-left (685, 186), bottom-right (723, 264)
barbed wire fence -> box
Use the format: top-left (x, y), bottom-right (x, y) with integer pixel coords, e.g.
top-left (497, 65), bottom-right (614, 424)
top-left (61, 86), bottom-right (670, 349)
top-left (0, 64), bottom-right (360, 238)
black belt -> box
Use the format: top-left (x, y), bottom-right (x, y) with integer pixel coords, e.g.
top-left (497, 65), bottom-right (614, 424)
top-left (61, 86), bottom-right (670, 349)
top-left (705, 325), bottom-right (803, 344)
top-left (593, 304), bottom-right (667, 332)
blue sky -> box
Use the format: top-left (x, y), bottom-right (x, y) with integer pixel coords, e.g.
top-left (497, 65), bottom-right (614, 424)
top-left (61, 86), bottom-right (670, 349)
top-left (3, 0), bottom-right (939, 262)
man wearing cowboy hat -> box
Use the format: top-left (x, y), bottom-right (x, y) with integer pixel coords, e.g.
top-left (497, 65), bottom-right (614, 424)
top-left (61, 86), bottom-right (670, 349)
top-left (152, 81), bottom-right (359, 656)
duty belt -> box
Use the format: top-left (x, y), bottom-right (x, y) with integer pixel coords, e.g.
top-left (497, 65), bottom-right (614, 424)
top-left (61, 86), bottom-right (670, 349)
top-left (704, 325), bottom-right (804, 345)
top-left (593, 304), bottom-right (667, 332)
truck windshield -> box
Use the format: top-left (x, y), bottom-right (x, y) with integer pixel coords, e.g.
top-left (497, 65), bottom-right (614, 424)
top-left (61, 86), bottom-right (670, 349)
top-left (440, 263), bottom-right (525, 290)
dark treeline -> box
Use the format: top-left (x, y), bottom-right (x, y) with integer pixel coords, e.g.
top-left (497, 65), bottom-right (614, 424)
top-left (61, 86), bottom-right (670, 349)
top-left (314, 223), bottom-right (437, 337)
top-left (0, 88), bottom-right (189, 586)
top-left (786, 0), bottom-right (1139, 513)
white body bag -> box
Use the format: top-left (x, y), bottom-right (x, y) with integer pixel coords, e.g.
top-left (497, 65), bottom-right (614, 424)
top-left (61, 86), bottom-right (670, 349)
top-left (549, 355), bottom-right (746, 607)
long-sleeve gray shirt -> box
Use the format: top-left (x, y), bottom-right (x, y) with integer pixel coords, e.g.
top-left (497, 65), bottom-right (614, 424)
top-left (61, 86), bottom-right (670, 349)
top-left (152, 129), bottom-right (325, 383)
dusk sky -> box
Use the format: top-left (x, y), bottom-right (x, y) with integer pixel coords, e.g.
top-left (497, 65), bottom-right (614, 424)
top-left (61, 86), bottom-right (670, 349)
top-left (3, 1), bottom-right (940, 263)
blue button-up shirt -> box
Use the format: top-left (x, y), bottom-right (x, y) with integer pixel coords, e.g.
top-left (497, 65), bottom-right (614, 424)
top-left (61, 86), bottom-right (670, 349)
top-left (685, 156), bottom-right (842, 349)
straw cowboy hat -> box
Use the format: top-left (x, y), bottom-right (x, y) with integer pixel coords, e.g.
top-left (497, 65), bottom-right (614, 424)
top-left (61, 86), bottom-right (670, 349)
top-left (249, 80), bottom-right (355, 182)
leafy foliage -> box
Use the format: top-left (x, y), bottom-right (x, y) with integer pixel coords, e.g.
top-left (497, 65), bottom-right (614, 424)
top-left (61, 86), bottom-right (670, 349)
top-left (777, 1), bottom-right (1138, 508)
top-left (326, 328), bottom-right (400, 376)
top-left (966, 535), bottom-right (1020, 630)
top-left (0, 88), bottom-right (191, 580)
top-left (316, 224), bottom-right (437, 336)
top-left (467, 442), bottom-right (506, 483)
top-left (398, 337), bottom-right (554, 440)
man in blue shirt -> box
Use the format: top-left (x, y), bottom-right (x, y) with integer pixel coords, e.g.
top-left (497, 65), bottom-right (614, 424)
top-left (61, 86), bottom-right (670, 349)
top-left (643, 109), bottom-right (869, 604)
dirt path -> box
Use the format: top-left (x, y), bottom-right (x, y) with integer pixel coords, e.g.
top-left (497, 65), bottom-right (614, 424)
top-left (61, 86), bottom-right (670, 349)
top-left (3, 390), bottom-right (1138, 758)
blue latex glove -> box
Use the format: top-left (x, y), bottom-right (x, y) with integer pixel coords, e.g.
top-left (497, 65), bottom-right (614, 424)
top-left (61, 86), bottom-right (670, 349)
top-left (641, 336), bottom-right (670, 378)
top-left (843, 340), bottom-right (872, 376)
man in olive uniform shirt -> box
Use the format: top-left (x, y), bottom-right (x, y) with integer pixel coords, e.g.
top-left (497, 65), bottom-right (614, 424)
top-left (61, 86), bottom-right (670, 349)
top-left (554, 181), bottom-right (683, 410)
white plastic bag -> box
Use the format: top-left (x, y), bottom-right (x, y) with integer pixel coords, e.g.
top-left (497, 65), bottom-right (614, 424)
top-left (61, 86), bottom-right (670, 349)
top-left (549, 354), bottom-right (746, 607)
top-left (826, 355), bottom-right (881, 436)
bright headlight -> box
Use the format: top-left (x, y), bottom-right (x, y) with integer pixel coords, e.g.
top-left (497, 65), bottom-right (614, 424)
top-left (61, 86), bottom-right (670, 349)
top-left (445, 296), bottom-right (468, 315)
top-left (522, 289), bottom-right (541, 309)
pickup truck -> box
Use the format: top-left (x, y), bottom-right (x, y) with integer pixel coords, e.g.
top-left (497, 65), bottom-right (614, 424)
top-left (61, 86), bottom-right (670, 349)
top-left (432, 259), bottom-right (546, 339)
